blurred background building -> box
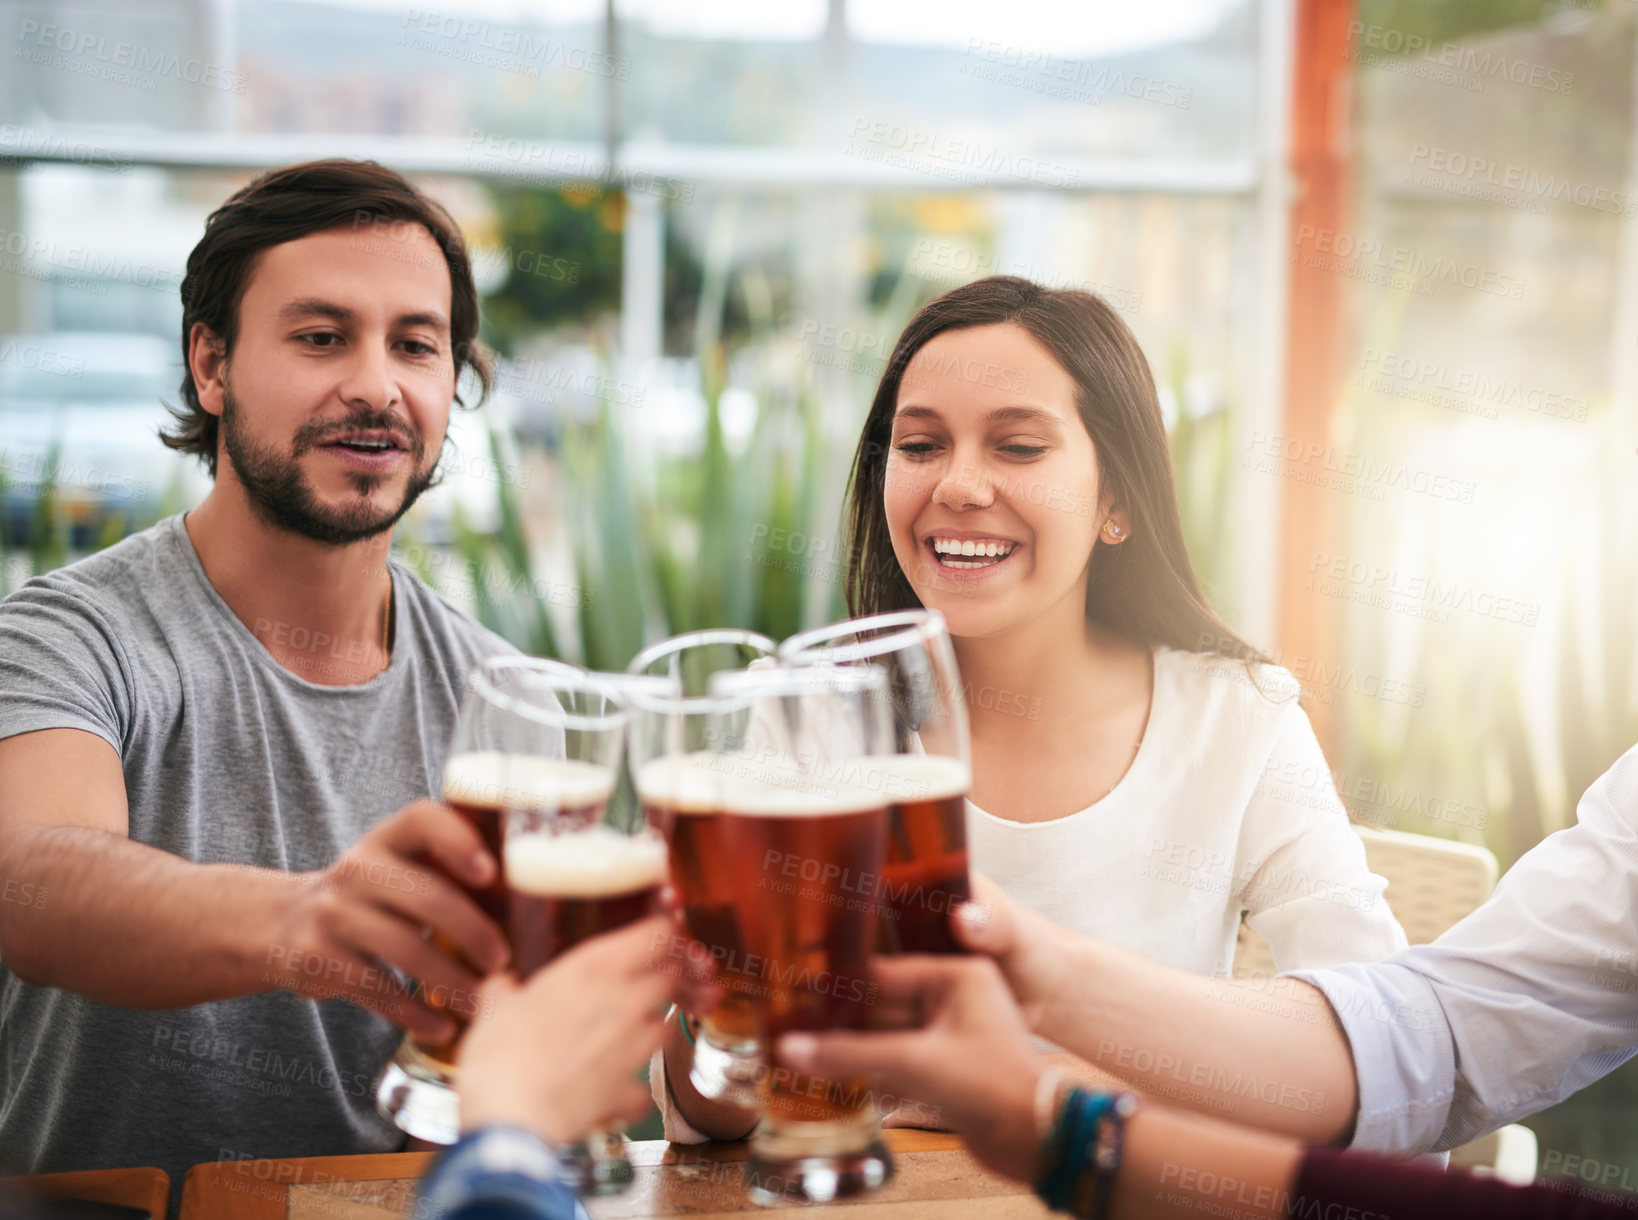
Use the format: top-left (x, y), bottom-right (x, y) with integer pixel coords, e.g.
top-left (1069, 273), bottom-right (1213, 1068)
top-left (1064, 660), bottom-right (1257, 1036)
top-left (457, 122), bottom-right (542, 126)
top-left (1, 0), bottom-right (1635, 1169)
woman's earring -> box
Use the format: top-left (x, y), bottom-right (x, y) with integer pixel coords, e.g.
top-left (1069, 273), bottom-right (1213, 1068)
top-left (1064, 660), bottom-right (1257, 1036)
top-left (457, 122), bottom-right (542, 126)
top-left (1103, 520), bottom-right (1124, 541)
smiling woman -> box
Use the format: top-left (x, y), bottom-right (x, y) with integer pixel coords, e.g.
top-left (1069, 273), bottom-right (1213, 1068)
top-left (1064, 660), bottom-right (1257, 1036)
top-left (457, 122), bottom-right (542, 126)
top-left (851, 279), bottom-right (1209, 650)
top-left (826, 275), bottom-right (1407, 1102)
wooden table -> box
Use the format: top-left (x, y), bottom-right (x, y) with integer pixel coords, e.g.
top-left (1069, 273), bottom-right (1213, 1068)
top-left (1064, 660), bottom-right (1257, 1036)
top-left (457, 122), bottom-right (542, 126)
top-left (181, 1130), bottom-right (1052, 1218)
top-left (4, 1167), bottom-right (171, 1217)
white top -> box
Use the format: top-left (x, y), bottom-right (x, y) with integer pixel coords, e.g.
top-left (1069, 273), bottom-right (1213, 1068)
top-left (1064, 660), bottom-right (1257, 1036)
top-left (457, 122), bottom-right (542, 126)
top-left (653, 646), bottom-right (1408, 1140)
top-left (971, 647), bottom-right (1407, 979)
top-left (1290, 740), bottom-right (1638, 1155)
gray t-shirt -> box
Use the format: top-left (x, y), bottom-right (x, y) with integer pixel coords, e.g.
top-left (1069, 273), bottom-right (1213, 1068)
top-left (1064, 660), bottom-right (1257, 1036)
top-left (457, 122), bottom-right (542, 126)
top-left (0, 514), bottom-right (516, 1192)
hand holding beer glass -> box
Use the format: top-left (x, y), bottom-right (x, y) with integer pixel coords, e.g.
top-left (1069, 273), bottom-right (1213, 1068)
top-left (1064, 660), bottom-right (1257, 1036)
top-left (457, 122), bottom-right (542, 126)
top-left (498, 666), bottom-right (666, 1195)
top-left (706, 664), bottom-right (898, 1203)
top-left (376, 655), bottom-right (578, 1144)
top-left (780, 610), bottom-right (974, 955)
top-left (627, 629), bottom-right (776, 1106)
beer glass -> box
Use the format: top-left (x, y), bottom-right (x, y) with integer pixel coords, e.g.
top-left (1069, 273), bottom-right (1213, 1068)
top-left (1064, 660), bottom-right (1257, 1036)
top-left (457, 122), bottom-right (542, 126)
top-left (707, 664), bottom-right (896, 1204)
top-left (780, 610), bottom-right (973, 954)
top-left (376, 654), bottom-right (584, 1144)
top-left (626, 629), bottom-right (775, 1105)
top-left (492, 666), bottom-right (670, 1195)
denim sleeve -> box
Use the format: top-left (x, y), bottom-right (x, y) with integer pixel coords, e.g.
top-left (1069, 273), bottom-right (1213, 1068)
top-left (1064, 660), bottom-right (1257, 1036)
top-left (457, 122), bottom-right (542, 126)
top-left (417, 1127), bottom-right (587, 1220)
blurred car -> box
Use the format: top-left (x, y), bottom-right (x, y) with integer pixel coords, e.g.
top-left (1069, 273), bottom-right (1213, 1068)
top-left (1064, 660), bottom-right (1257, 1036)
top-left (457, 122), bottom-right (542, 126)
top-left (0, 331), bottom-right (208, 550)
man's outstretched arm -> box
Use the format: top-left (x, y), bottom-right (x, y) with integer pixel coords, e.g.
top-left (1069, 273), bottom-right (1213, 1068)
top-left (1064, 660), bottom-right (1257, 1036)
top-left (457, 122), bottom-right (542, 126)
top-left (0, 727), bottom-right (507, 1041)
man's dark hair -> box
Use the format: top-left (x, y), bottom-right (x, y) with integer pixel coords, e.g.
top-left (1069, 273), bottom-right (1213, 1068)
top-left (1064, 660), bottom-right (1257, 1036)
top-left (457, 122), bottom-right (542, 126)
top-left (163, 158), bottom-right (493, 477)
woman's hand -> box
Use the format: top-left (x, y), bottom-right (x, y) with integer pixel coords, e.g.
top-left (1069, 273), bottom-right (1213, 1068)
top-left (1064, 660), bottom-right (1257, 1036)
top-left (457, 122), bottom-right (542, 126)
top-left (457, 915), bottom-right (678, 1145)
top-left (776, 955), bottom-right (1046, 1182)
top-left (952, 872), bottom-right (1074, 1035)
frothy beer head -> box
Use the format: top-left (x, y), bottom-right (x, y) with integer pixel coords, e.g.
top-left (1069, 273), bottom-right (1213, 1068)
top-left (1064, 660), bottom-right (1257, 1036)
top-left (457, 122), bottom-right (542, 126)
top-left (858, 754), bottom-right (970, 803)
top-left (714, 762), bottom-right (885, 819)
top-left (505, 825), bottom-right (667, 897)
top-left (635, 753), bottom-right (719, 813)
top-left (712, 754), bottom-right (968, 812)
top-left (444, 751), bottom-right (617, 811)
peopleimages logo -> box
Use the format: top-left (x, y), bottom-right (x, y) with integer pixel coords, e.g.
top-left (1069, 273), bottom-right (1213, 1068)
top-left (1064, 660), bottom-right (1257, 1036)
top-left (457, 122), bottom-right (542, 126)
top-left (463, 130), bottom-right (694, 203)
top-left (0, 228), bottom-right (185, 291)
top-left (0, 339), bottom-right (85, 378)
top-left (845, 119), bottom-right (1079, 188)
top-left (398, 9), bottom-right (629, 79)
top-left (1358, 349), bottom-right (1590, 422)
top-left (1293, 225), bottom-right (1526, 300)
top-left (16, 19), bottom-right (250, 93)
top-left (908, 239), bottom-right (1143, 313)
top-left (0, 124), bottom-right (130, 173)
top-left (1243, 430), bottom-right (1477, 505)
top-left (958, 38), bottom-right (1193, 110)
top-left (1347, 21), bottom-right (1574, 95)
top-left (1408, 144), bottom-right (1638, 219)
top-left (1306, 552), bottom-right (1540, 627)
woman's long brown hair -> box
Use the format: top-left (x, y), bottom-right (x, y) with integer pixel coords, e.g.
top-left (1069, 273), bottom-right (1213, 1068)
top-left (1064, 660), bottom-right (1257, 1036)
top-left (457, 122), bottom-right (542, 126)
top-left (843, 275), bottom-right (1266, 666)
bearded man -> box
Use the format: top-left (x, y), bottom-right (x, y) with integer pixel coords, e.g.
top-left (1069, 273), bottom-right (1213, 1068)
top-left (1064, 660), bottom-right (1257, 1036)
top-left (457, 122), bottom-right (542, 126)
top-left (0, 160), bottom-right (519, 1188)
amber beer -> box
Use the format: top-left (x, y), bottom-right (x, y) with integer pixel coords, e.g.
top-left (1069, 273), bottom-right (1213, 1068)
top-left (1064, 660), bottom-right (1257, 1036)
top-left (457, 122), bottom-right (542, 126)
top-left (411, 751), bottom-right (510, 1068)
top-left (442, 752), bottom-right (512, 922)
top-left (421, 754), bottom-right (615, 1066)
top-left (505, 825), bottom-right (667, 975)
top-left (873, 754), bottom-right (972, 956)
top-left (720, 773), bottom-right (888, 1125)
top-left (635, 754), bottom-right (760, 1040)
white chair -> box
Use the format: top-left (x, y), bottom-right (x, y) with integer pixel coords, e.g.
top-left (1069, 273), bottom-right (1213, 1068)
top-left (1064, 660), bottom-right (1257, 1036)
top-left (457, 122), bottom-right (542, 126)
top-left (1233, 824), bottom-right (1535, 1183)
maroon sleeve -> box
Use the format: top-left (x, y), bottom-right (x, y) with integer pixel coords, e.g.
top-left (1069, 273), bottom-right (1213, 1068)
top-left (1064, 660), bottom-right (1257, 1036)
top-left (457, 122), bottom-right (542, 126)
top-left (1291, 1147), bottom-right (1638, 1219)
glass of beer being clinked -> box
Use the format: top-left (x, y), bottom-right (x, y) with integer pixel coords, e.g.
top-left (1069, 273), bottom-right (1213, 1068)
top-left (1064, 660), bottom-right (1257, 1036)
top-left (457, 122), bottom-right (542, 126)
top-left (376, 655), bottom-right (585, 1145)
top-left (626, 629), bottom-right (776, 1106)
top-left (779, 610), bottom-right (973, 955)
top-left (496, 667), bottom-right (665, 1196)
top-left (706, 663), bottom-right (898, 1205)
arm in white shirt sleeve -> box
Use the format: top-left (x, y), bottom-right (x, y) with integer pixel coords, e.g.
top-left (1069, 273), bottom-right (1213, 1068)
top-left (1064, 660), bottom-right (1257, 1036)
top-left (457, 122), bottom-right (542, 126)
top-left (1288, 743), bottom-right (1638, 1155)
top-left (1236, 702), bottom-right (1408, 971)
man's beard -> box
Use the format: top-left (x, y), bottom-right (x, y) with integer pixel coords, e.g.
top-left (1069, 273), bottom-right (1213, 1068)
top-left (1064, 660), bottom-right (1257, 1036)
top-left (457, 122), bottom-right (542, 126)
top-left (220, 386), bottom-right (440, 546)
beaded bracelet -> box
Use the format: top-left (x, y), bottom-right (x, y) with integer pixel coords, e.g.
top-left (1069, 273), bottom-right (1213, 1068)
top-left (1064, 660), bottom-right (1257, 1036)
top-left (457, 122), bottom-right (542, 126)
top-left (1078, 1090), bottom-right (1136, 1220)
top-left (1033, 1087), bottom-right (1137, 1218)
top-left (1036, 1088), bottom-right (1110, 1211)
